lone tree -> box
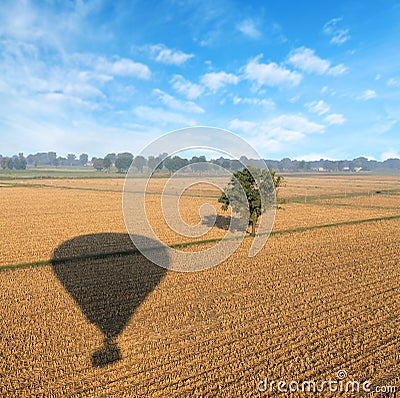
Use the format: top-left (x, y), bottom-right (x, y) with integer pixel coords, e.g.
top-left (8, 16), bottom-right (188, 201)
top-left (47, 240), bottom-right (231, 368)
top-left (218, 167), bottom-right (283, 237)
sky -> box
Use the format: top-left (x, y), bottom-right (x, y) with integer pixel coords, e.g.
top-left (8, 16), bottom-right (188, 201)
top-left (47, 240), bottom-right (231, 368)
top-left (0, 0), bottom-right (399, 160)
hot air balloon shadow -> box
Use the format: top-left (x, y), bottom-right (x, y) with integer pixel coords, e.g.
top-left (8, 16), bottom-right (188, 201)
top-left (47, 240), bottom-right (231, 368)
top-left (51, 233), bottom-right (168, 367)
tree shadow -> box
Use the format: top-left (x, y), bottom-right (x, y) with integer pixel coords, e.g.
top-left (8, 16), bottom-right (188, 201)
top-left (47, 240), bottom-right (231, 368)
top-left (51, 233), bottom-right (168, 368)
top-left (202, 214), bottom-right (247, 232)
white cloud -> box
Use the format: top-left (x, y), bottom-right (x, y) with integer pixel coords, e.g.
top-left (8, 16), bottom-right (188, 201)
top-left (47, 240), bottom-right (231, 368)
top-left (358, 89), bottom-right (377, 100)
top-left (328, 64), bottom-right (348, 76)
top-left (148, 44), bottom-right (194, 65)
top-left (306, 100), bottom-right (330, 115)
top-left (133, 106), bottom-right (197, 126)
top-left (249, 138), bottom-right (282, 153)
top-left (229, 114), bottom-right (324, 142)
top-left (232, 96), bottom-right (275, 109)
top-left (170, 75), bottom-right (204, 99)
top-left (270, 114), bottom-right (325, 135)
top-left (0, 1), bottom-right (42, 41)
top-left (97, 57), bottom-right (151, 80)
top-left (243, 54), bottom-right (302, 87)
top-left (288, 47), bottom-right (329, 74)
top-left (236, 19), bottom-right (261, 38)
top-left (63, 83), bottom-right (105, 99)
top-left (324, 113), bottom-right (346, 125)
top-left (330, 31), bottom-right (350, 45)
top-left (229, 118), bottom-right (282, 152)
top-left (0, 0), bottom-right (103, 49)
top-left (371, 119), bottom-right (397, 134)
top-left (200, 71), bottom-right (239, 92)
top-left (0, 43), bottom-right (116, 116)
top-left (152, 89), bottom-right (204, 114)
top-left (72, 53), bottom-right (151, 80)
top-left (287, 47), bottom-right (348, 76)
top-left (323, 18), bottom-right (350, 45)
top-left (229, 119), bottom-right (258, 133)
top-left (381, 150), bottom-right (400, 160)
top-left (387, 77), bottom-right (400, 87)
top-left (320, 86), bottom-right (337, 96)
top-left (289, 94), bottom-right (300, 103)
top-left (41, 92), bottom-right (100, 110)
top-left (77, 71), bottom-right (113, 84)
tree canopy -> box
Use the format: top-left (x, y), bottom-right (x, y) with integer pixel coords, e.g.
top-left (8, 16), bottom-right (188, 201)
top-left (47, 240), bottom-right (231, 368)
top-left (218, 167), bottom-right (283, 236)
top-left (163, 156), bottom-right (189, 173)
top-left (115, 153), bottom-right (133, 173)
top-left (93, 158), bottom-right (104, 171)
top-left (133, 155), bottom-right (146, 173)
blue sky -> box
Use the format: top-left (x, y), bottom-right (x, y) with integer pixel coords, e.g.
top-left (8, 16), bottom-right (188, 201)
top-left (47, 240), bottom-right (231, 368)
top-left (0, 0), bottom-right (399, 160)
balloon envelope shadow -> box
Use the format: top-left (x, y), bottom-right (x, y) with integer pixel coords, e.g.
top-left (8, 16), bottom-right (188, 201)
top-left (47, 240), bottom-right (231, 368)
top-left (51, 233), bottom-right (168, 367)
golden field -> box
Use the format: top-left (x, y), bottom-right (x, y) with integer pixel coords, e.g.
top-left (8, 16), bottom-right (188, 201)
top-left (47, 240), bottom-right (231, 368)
top-left (1, 189), bottom-right (398, 266)
top-left (3, 173), bottom-right (400, 199)
top-left (1, 173), bottom-right (400, 397)
top-left (1, 175), bottom-right (400, 267)
top-left (279, 174), bottom-right (400, 200)
top-left (315, 193), bottom-right (400, 208)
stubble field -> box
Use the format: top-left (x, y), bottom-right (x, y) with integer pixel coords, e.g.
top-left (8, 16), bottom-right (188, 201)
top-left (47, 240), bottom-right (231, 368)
top-left (1, 172), bottom-right (400, 397)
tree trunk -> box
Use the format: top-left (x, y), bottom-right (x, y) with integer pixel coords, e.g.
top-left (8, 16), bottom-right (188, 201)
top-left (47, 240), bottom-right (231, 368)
top-left (250, 213), bottom-right (258, 237)
top-left (251, 222), bottom-right (256, 237)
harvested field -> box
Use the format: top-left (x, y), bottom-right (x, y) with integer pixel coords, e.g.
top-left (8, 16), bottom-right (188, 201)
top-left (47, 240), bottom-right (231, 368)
top-left (0, 178), bottom-right (125, 192)
top-left (272, 202), bottom-right (399, 230)
top-left (1, 219), bottom-right (400, 397)
top-left (1, 173), bottom-right (400, 396)
top-left (315, 193), bottom-right (400, 209)
top-left (0, 188), bottom-right (125, 266)
top-left (2, 183), bottom-right (400, 267)
top-left (0, 177), bottom-right (224, 196)
top-left (4, 173), bottom-right (400, 200)
top-left (279, 174), bottom-right (400, 200)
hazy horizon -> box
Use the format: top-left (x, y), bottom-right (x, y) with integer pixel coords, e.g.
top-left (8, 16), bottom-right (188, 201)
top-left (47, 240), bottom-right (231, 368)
top-left (1, 150), bottom-right (399, 163)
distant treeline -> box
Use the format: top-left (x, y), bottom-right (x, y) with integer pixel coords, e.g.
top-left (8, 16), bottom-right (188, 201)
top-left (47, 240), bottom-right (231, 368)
top-left (1, 152), bottom-right (400, 172)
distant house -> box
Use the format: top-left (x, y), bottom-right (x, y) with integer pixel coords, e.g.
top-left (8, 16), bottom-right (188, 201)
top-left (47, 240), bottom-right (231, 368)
top-left (85, 161), bottom-right (93, 167)
top-left (354, 167), bottom-right (363, 172)
top-left (318, 167), bottom-right (325, 172)
top-left (343, 166), bottom-right (350, 171)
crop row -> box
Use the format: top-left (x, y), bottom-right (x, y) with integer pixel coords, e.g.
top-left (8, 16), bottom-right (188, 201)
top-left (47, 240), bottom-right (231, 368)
top-left (1, 219), bottom-right (400, 396)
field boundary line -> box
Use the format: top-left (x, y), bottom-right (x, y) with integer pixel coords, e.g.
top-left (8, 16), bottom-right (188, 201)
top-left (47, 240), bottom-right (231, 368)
top-left (287, 188), bottom-right (400, 203)
top-left (2, 214), bottom-right (400, 272)
top-left (302, 202), bottom-right (400, 211)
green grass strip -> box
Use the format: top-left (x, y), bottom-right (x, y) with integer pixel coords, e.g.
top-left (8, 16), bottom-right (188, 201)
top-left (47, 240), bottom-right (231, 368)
top-left (2, 214), bottom-right (400, 273)
top-left (288, 189), bottom-right (400, 203)
top-left (304, 202), bottom-right (400, 211)
top-left (268, 214), bottom-right (400, 236)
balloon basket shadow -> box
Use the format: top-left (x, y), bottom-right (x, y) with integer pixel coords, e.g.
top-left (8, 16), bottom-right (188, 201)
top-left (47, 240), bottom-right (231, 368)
top-left (91, 338), bottom-right (121, 367)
